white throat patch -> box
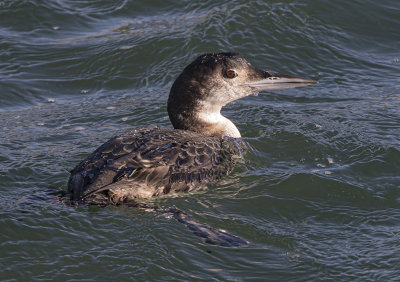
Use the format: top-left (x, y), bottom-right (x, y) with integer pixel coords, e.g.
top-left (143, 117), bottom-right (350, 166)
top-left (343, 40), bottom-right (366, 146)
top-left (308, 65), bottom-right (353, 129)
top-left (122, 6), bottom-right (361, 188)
top-left (197, 112), bottom-right (241, 138)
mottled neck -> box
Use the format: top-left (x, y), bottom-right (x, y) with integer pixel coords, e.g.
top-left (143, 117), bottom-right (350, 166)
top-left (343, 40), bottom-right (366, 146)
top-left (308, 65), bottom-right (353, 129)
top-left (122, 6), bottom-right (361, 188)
top-left (195, 110), bottom-right (241, 138)
top-left (168, 101), bottom-right (241, 138)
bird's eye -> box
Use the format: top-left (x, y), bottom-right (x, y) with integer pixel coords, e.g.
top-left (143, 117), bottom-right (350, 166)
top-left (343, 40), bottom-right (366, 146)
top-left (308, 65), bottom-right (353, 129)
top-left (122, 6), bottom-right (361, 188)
top-left (225, 70), bottom-right (237, 79)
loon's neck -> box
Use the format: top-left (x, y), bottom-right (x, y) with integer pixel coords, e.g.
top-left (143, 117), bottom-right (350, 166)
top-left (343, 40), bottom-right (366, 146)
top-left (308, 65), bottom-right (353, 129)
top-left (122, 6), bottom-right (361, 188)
top-left (168, 98), bottom-right (241, 138)
top-left (196, 111), bottom-right (241, 138)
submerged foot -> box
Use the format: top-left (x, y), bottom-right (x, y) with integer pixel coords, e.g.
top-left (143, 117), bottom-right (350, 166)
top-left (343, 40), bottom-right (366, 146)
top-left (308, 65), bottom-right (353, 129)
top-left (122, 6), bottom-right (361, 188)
top-left (123, 200), bottom-right (248, 247)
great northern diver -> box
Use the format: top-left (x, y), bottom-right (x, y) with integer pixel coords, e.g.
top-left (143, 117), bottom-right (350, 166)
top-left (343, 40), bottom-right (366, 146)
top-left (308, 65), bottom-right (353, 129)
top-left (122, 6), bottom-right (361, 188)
top-left (68, 53), bottom-right (316, 204)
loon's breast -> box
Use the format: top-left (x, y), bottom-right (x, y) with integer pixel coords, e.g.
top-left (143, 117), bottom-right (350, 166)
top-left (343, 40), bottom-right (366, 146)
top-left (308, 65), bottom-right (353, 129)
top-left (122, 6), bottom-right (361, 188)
top-left (68, 127), bottom-right (243, 204)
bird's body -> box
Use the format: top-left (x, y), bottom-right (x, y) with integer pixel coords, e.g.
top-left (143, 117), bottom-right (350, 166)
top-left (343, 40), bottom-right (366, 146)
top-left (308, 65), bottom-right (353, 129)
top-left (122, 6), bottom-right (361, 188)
top-left (68, 127), bottom-right (243, 204)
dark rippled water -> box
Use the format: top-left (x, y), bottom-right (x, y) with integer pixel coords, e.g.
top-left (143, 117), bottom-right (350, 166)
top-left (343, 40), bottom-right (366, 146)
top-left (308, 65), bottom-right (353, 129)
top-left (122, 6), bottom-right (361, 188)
top-left (1, 0), bottom-right (399, 280)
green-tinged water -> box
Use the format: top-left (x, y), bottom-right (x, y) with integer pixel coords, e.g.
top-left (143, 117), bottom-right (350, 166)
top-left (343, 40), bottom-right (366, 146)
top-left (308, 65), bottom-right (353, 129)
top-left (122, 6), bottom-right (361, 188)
top-left (1, 0), bottom-right (399, 280)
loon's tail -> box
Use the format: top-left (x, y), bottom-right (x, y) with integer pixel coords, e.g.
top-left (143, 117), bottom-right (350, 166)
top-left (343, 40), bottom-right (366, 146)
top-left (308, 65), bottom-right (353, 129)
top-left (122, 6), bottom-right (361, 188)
top-left (122, 201), bottom-right (248, 247)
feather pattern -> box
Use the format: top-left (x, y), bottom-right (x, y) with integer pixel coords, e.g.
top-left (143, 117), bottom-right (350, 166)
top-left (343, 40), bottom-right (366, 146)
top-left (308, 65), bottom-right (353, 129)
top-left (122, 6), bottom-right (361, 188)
top-left (68, 127), bottom-right (243, 204)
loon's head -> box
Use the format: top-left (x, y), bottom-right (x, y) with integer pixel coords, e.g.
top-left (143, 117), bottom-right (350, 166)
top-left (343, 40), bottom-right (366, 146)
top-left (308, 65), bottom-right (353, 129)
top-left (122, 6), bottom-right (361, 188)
top-left (167, 52), bottom-right (317, 138)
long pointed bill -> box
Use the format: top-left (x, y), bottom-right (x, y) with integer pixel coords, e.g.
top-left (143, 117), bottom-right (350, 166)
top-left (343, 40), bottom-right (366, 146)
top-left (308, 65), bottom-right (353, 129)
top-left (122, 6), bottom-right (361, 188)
top-left (245, 72), bottom-right (318, 91)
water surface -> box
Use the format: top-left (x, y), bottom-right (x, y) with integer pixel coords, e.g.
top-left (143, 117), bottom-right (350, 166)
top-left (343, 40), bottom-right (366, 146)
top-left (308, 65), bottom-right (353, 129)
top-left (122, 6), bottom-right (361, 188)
top-left (1, 0), bottom-right (399, 280)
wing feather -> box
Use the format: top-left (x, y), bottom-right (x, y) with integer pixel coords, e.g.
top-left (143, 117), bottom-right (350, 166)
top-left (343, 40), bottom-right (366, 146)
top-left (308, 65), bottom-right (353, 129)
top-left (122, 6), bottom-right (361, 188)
top-left (68, 127), bottom-right (242, 202)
